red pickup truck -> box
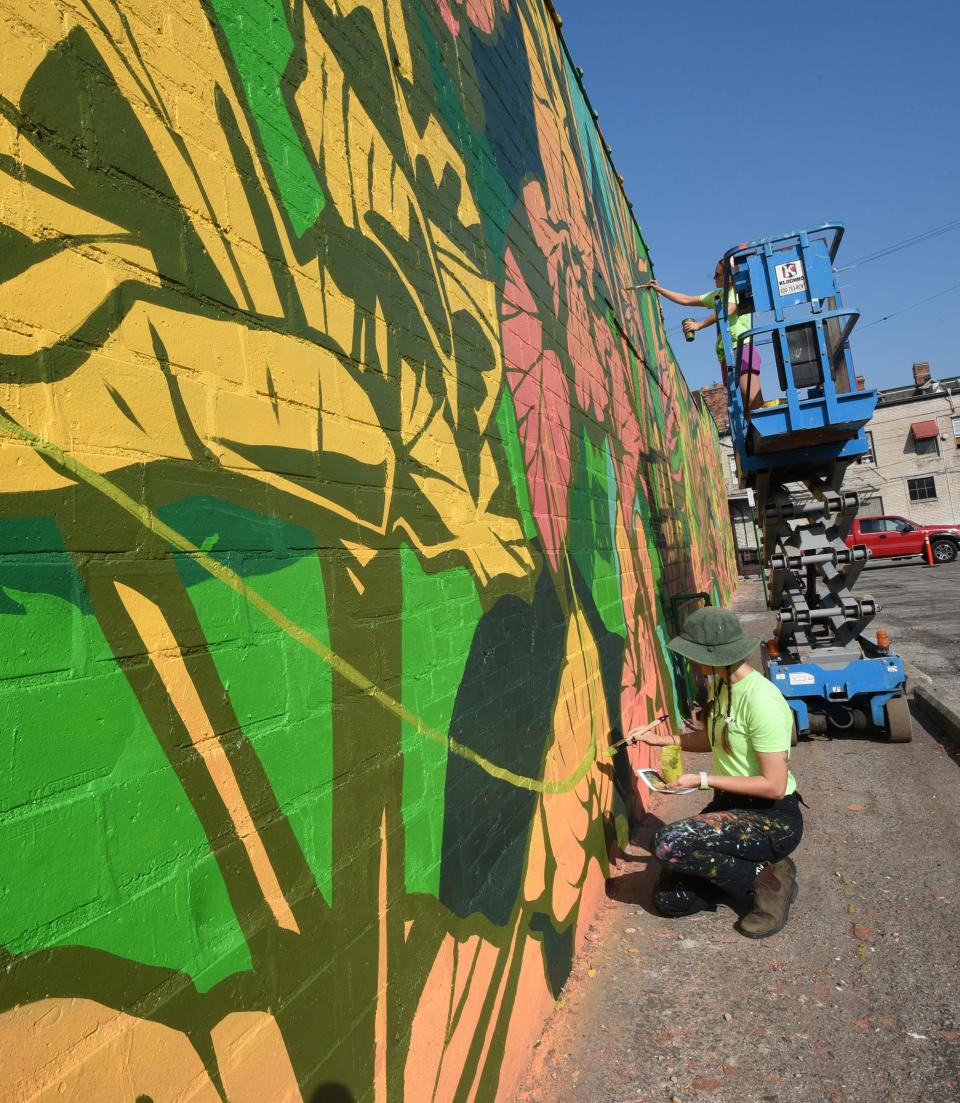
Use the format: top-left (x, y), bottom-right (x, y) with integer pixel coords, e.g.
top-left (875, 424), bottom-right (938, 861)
top-left (845, 516), bottom-right (960, 563)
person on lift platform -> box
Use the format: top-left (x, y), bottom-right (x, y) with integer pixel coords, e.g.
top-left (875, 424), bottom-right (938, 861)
top-left (652, 258), bottom-right (764, 413)
top-left (631, 606), bottom-right (803, 938)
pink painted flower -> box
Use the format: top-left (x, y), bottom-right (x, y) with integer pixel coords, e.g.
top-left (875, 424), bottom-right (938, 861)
top-left (434, 0), bottom-right (509, 36)
top-left (501, 247), bottom-right (571, 571)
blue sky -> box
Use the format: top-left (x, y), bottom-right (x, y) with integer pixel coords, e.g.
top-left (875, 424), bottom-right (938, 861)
top-left (561, 1), bottom-right (960, 393)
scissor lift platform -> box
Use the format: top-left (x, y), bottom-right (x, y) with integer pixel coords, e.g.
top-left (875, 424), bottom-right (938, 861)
top-left (716, 224), bottom-right (911, 741)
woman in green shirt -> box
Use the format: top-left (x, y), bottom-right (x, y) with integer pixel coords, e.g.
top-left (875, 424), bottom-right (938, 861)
top-left (652, 258), bottom-right (764, 412)
top-left (632, 607), bottom-right (803, 939)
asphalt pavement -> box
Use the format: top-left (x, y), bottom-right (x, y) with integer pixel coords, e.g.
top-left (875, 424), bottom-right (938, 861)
top-left (854, 559), bottom-right (960, 682)
top-left (517, 573), bottom-right (960, 1103)
top-left (519, 718), bottom-right (960, 1103)
top-left (730, 559), bottom-right (960, 685)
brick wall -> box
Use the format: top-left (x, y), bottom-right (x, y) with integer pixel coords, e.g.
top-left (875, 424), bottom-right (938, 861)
top-left (697, 383), bottom-right (731, 434)
top-left (0, 1), bottom-right (736, 1098)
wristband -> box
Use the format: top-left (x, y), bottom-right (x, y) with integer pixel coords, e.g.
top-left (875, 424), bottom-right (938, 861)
top-left (698, 771), bottom-right (710, 791)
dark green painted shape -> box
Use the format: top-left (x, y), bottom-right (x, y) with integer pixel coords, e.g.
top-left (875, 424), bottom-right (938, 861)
top-left (0, 521), bottom-right (250, 992)
top-left (400, 545), bottom-right (482, 897)
top-left (209, 0), bottom-right (325, 235)
top-left (6, 25), bottom-right (235, 388)
top-left (439, 571), bottom-right (567, 927)
top-left (529, 911), bottom-right (575, 999)
top-left (164, 499), bottom-right (334, 904)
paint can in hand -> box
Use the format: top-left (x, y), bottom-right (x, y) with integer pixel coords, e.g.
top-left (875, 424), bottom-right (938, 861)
top-left (660, 744), bottom-right (683, 783)
top-left (682, 318), bottom-right (696, 342)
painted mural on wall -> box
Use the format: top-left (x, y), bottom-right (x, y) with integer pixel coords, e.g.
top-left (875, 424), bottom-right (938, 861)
top-left (0, 0), bottom-right (736, 1099)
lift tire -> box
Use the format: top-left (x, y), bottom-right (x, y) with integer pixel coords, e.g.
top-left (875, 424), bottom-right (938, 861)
top-left (932, 540), bottom-right (958, 564)
top-left (885, 695), bottom-right (913, 743)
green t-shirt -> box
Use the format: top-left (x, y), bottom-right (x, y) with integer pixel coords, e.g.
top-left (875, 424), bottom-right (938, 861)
top-left (708, 670), bottom-right (796, 796)
top-left (700, 288), bottom-right (753, 364)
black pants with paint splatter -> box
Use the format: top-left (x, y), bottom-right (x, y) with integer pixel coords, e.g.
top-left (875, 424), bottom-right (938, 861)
top-left (650, 793), bottom-right (803, 914)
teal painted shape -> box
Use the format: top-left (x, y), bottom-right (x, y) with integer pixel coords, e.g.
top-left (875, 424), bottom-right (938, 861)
top-left (633, 488), bottom-right (665, 594)
top-left (163, 498), bottom-right (334, 906)
top-left (416, 2), bottom-right (513, 264)
top-left (495, 389), bottom-right (538, 542)
top-left (209, 0), bottom-right (325, 236)
top-left (0, 519), bottom-right (250, 993)
top-left (400, 545), bottom-right (482, 897)
top-left (656, 623), bottom-right (681, 725)
top-left (564, 53), bottom-right (619, 242)
top-left (625, 339), bottom-right (642, 412)
top-left (570, 430), bottom-right (626, 637)
top-left (564, 51), bottom-right (645, 313)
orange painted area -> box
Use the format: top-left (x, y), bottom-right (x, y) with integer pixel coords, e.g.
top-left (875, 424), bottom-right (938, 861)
top-left (404, 935), bottom-right (502, 1103)
top-left (0, 999), bottom-right (221, 1102)
top-left (212, 1013), bottom-right (304, 1103)
top-left (495, 935), bottom-right (563, 1102)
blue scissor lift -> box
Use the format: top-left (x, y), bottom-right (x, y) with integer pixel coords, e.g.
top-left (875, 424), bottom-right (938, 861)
top-left (719, 224), bottom-right (912, 741)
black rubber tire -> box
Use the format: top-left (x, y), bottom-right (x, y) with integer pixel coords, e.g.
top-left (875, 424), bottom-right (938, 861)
top-left (885, 695), bottom-right (913, 743)
top-left (932, 540), bottom-right (958, 564)
top-left (790, 713), bottom-right (799, 747)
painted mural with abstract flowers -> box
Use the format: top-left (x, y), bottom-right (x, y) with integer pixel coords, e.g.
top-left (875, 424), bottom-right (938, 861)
top-left (0, 0), bottom-right (735, 1099)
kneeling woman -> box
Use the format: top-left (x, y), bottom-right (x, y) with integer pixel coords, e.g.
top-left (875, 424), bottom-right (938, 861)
top-left (634, 607), bottom-right (803, 938)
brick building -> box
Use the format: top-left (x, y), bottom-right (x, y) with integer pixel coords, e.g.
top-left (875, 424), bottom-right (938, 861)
top-left (698, 362), bottom-right (960, 577)
top-left (844, 362), bottom-right (960, 523)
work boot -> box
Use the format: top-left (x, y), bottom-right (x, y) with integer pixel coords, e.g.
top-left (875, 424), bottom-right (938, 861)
top-left (653, 870), bottom-right (717, 918)
top-left (736, 857), bottom-right (798, 939)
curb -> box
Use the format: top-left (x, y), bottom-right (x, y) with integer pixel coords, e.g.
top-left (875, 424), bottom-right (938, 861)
top-left (903, 660), bottom-right (933, 695)
top-left (911, 678), bottom-right (960, 750)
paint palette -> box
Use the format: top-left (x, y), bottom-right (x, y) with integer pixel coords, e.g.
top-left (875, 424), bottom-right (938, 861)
top-left (636, 768), bottom-right (697, 796)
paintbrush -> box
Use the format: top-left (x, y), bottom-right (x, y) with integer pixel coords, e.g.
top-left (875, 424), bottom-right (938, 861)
top-left (603, 713), bottom-right (670, 756)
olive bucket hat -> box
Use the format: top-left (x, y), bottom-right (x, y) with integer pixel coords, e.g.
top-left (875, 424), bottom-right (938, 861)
top-left (667, 606), bottom-right (761, 667)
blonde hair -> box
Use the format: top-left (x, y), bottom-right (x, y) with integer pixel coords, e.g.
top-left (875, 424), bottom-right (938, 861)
top-left (706, 665), bottom-right (733, 755)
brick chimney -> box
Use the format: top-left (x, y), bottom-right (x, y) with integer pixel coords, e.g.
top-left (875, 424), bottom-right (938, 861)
top-left (913, 361), bottom-right (931, 388)
top-left (696, 383), bottom-right (729, 433)
top-left (855, 375), bottom-right (866, 391)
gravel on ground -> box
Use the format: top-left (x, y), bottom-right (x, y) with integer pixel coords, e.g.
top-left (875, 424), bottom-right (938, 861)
top-left (518, 573), bottom-right (960, 1103)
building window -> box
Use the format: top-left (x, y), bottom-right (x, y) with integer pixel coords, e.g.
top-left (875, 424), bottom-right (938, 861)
top-left (728, 455), bottom-right (737, 477)
top-left (953, 416), bottom-right (960, 447)
top-left (907, 476), bottom-right (937, 502)
top-left (914, 435), bottom-right (940, 456)
top-left (857, 430), bottom-right (875, 464)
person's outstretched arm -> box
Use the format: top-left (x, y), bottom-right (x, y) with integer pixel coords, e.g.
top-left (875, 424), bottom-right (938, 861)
top-left (650, 281), bottom-right (705, 308)
top-left (629, 716), bottom-right (712, 754)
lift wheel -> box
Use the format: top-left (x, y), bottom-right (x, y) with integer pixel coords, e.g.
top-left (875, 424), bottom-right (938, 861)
top-left (884, 695), bottom-right (913, 743)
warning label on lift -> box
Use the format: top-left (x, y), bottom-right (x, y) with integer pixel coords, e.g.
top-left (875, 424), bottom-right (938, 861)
top-left (788, 671), bottom-right (816, 686)
top-left (776, 260), bottom-right (807, 296)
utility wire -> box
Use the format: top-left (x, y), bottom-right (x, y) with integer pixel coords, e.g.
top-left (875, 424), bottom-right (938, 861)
top-left (653, 219), bottom-right (960, 339)
top-left (835, 216), bottom-right (960, 272)
top-left (655, 215), bottom-right (959, 333)
top-left (858, 281), bottom-right (960, 330)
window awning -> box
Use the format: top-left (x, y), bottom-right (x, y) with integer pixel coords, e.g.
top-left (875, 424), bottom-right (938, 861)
top-left (911, 420), bottom-right (939, 440)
